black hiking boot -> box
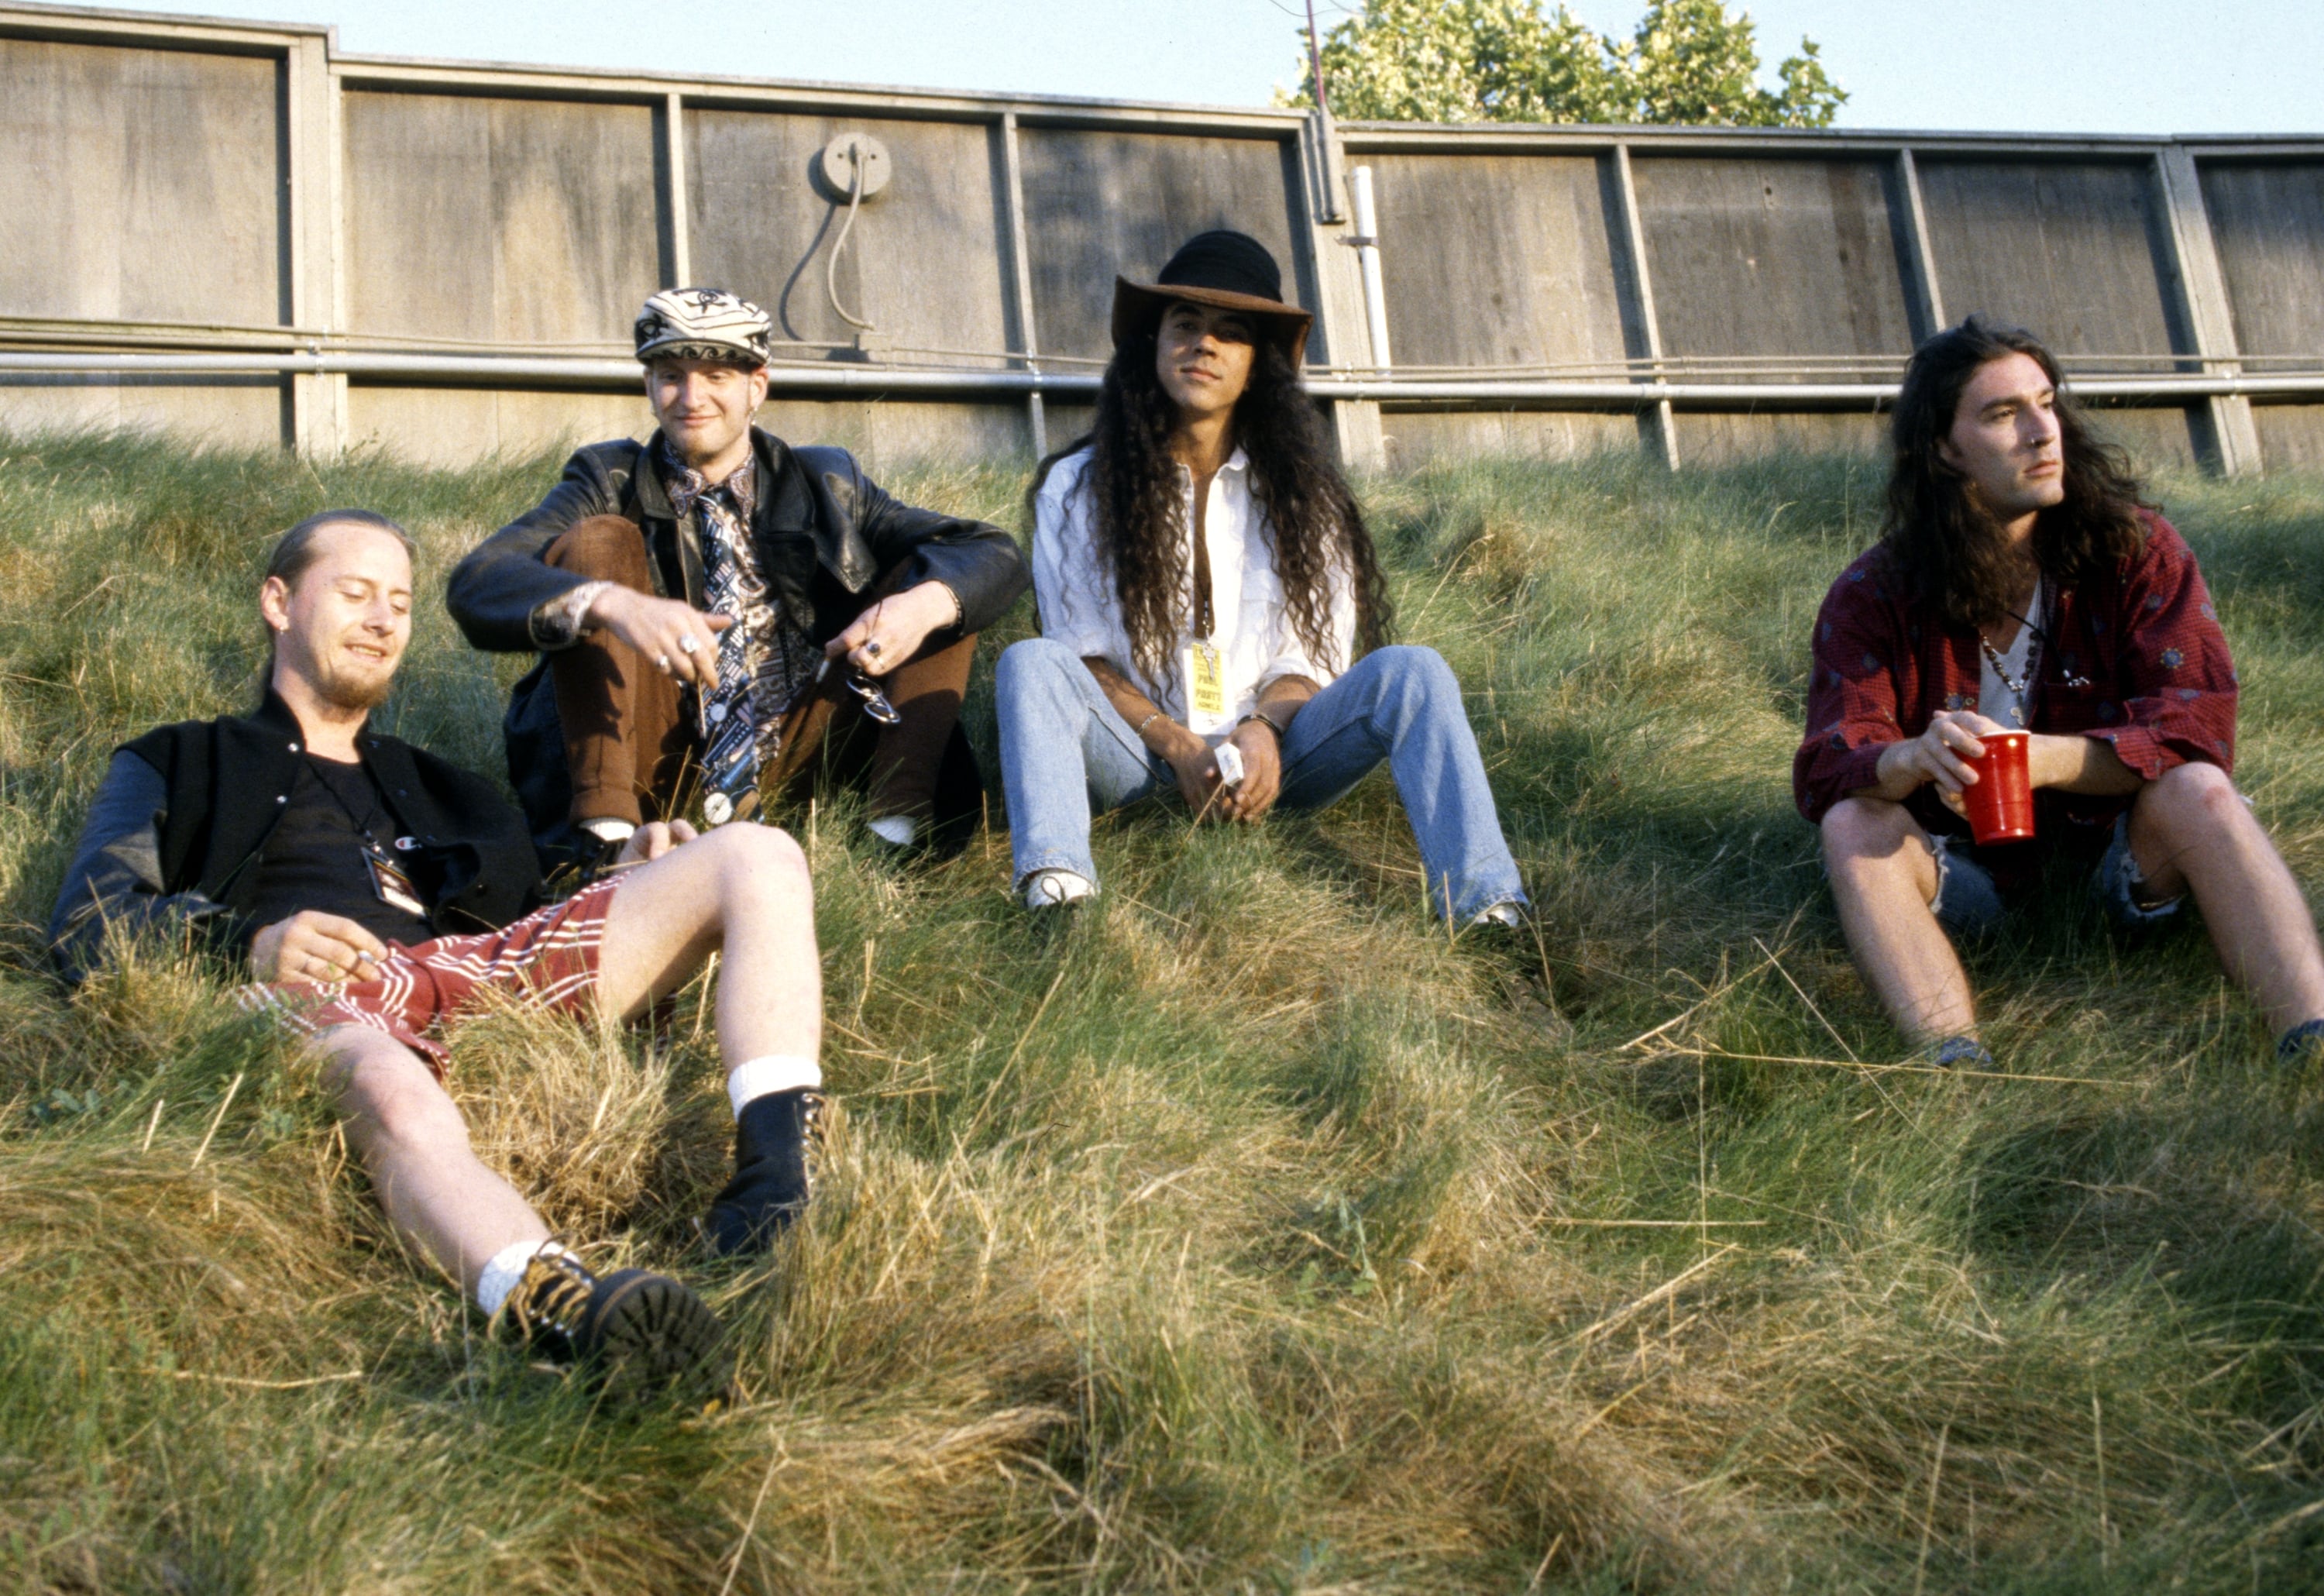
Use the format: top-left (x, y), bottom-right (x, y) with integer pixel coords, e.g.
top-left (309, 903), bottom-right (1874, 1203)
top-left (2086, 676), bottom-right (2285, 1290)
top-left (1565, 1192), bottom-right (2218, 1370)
top-left (508, 1249), bottom-right (729, 1402)
top-left (703, 1088), bottom-right (826, 1257)
top-left (2279, 1019), bottom-right (2324, 1071)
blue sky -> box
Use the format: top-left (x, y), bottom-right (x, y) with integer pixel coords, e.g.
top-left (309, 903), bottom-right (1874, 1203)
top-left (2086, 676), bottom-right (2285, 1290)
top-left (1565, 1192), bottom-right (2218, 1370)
top-left (117, 1), bottom-right (2322, 134)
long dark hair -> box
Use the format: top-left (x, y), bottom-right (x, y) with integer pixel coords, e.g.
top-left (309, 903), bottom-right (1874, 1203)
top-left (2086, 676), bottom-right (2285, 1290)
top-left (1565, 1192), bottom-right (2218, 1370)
top-left (1882, 316), bottom-right (2150, 630)
top-left (1040, 323), bottom-right (1391, 686)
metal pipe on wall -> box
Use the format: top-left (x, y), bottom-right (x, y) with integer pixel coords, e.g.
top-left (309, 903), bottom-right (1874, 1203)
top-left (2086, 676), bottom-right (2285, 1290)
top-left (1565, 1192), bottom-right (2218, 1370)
top-left (1346, 165), bottom-right (1393, 375)
top-left (9, 350), bottom-right (2324, 407)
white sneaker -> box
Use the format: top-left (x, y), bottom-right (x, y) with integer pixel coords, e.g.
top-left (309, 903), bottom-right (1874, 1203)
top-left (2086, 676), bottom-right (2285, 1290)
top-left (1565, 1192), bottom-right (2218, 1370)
top-left (579, 816), bottom-right (637, 845)
top-left (1022, 869), bottom-right (1095, 910)
top-left (1467, 899), bottom-right (1528, 930)
top-left (866, 815), bottom-right (919, 848)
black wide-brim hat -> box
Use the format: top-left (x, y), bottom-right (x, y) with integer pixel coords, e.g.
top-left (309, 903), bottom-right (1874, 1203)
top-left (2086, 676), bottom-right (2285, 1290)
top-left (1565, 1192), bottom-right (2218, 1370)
top-left (1110, 229), bottom-right (1313, 357)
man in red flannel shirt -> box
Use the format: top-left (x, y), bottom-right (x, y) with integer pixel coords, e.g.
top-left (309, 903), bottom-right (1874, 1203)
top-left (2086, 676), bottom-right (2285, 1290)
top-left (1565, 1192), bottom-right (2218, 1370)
top-left (1796, 317), bottom-right (2324, 1071)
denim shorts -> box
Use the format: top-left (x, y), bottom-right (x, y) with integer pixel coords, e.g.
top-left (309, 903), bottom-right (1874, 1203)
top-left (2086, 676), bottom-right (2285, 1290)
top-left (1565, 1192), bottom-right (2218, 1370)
top-left (1928, 814), bottom-right (2184, 941)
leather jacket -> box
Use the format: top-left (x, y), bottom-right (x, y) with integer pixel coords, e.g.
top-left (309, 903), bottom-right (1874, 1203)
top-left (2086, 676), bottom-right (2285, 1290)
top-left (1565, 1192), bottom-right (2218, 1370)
top-left (48, 693), bottom-right (542, 986)
top-left (445, 428), bottom-right (1029, 652)
top-left (445, 429), bottom-right (1029, 857)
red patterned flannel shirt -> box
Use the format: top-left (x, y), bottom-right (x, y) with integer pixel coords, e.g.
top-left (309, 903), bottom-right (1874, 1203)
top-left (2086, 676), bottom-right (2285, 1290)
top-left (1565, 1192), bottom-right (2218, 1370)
top-left (1793, 511), bottom-right (2238, 848)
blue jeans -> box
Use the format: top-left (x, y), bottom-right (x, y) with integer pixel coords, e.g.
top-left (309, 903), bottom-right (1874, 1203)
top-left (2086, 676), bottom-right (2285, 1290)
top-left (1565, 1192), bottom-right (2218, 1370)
top-left (1927, 813), bottom-right (2184, 941)
top-left (995, 639), bottom-right (1527, 920)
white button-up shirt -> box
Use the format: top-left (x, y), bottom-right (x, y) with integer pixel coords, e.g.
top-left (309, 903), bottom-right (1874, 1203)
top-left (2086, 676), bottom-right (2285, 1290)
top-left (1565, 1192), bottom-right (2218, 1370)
top-left (1033, 445), bottom-right (1357, 740)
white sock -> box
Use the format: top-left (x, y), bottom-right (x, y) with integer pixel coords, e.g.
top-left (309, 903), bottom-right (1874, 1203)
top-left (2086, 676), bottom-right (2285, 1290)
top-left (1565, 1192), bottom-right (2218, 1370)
top-left (1022, 868), bottom-right (1095, 909)
top-left (727, 1054), bottom-right (823, 1118)
top-left (579, 816), bottom-right (635, 844)
top-left (866, 815), bottom-right (918, 847)
top-left (476, 1238), bottom-right (572, 1316)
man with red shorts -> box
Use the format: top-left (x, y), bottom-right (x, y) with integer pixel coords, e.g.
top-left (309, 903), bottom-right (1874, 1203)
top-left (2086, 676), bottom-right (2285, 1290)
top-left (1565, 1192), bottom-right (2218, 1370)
top-left (50, 510), bottom-right (829, 1399)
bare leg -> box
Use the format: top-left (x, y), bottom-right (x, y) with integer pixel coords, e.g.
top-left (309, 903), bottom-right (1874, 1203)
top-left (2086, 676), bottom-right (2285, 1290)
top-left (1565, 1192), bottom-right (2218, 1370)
top-left (593, 822), bottom-right (822, 1074)
top-left (321, 1026), bottom-right (548, 1294)
top-left (2126, 761), bottom-right (2324, 1035)
top-left (1821, 796), bottom-right (1978, 1044)
top-left (322, 824), bottom-right (818, 1292)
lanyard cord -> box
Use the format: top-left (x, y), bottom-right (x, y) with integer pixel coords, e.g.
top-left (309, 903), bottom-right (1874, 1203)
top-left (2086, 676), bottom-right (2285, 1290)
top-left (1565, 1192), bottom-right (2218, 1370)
top-left (1191, 516), bottom-right (1215, 641)
top-left (1185, 466), bottom-right (1217, 642)
top-left (304, 754), bottom-right (387, 847)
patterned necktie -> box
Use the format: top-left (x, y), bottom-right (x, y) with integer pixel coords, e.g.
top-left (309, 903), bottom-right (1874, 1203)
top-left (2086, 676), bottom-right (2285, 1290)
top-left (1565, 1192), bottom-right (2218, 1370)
top-left (665, 452), bottom-right (763, 824)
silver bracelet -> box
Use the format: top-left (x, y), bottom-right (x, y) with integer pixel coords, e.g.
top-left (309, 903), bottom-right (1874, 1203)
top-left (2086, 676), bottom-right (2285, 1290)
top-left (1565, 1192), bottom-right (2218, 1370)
top-left (1136, 710), bottom-right (1163, 737)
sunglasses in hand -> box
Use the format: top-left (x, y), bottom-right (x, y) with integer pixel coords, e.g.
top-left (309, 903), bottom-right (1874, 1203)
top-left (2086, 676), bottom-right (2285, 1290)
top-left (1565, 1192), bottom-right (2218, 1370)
top-left (817, 656), bottom-right (902, 724)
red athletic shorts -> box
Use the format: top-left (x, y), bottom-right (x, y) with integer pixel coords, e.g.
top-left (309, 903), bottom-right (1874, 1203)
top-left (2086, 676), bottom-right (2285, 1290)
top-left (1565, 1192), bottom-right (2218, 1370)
top-left (238, 879), bottom-right (621, 1075)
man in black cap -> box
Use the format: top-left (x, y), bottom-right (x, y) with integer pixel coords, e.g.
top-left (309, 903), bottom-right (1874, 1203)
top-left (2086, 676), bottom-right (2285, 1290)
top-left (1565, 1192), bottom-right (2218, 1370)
top-left (994, 231), bottom-right (1528, 924)
top-left (447, 287), bottom-right (1029, 865)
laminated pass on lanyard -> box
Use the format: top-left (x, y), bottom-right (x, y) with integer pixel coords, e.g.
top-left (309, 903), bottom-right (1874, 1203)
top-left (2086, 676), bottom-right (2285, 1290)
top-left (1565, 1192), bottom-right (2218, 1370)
top-left (1181, 514), bottom-right (1228, 721)
top-left (304, 752), bottom-right (429, 921)
top-left (366, 845), bottom-right (428, 919)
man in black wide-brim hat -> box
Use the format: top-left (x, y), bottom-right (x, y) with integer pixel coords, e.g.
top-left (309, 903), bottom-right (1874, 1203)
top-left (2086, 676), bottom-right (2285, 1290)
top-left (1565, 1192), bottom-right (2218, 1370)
top-left (993, 229), bottom-right (1531, 927)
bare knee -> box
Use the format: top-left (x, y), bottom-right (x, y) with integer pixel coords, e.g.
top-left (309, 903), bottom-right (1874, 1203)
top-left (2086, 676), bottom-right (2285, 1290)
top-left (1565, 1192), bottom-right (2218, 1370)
top-left (704, 822), bottom-right (811, 911)
top-left (1821, 796), bottom-right (1916, 866)
top-left (323, 1034), bottom-right (466, 1155)
top-left (2139, 760), bottom-right (2241, 837)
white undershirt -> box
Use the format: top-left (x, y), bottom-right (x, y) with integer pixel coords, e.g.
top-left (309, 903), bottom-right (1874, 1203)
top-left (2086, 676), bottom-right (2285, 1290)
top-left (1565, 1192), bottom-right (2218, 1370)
top-left (1978, 575), bottom-right (2044, 729)
top-left (1031, 446), bottom-right (1356, 740)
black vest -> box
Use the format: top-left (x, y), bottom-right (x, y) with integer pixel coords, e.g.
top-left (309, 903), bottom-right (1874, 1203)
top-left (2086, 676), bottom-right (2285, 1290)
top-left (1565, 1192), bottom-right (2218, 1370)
top-left (122, 693), bottom-right (542, 937)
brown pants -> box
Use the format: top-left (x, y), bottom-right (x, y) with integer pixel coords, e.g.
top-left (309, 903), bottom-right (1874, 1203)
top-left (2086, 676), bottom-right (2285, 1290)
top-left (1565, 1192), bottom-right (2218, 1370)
top-left (544, 514), bottom-right (975, 829)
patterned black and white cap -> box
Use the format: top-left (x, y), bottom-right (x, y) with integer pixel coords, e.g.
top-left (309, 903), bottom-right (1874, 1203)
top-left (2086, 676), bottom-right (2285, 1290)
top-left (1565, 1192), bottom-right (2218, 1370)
top-left (634, 287), bottom-right (772, 366)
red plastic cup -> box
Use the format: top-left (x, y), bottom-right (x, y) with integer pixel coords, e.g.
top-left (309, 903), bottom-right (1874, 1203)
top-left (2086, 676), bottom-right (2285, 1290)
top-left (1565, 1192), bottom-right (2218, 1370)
top-left (1961, 729), bottom-right (2034, 844)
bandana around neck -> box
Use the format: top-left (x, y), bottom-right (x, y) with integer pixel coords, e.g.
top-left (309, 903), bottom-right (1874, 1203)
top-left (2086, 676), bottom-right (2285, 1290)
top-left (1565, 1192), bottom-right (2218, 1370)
top-left (658, 435), bottom-right (758, 528)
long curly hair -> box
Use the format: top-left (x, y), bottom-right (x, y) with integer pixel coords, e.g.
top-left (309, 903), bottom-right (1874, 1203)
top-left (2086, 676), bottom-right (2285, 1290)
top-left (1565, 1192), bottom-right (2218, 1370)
top-left (1882, 315), bottom-right (2151, 630)
top-left (1038, 323), bottom-right (1391, 686)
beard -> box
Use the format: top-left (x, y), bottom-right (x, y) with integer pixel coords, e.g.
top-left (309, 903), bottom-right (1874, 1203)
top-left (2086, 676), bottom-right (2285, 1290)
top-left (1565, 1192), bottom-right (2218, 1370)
top-left (285, 637), bottom-right (399, 710)
top-left (315, 667), bottom-right (395, 711)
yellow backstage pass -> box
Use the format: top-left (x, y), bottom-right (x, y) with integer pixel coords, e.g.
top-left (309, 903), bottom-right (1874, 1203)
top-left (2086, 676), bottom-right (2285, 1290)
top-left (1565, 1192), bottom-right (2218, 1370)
top-left (1185, 640), bottom-right (1226, 720)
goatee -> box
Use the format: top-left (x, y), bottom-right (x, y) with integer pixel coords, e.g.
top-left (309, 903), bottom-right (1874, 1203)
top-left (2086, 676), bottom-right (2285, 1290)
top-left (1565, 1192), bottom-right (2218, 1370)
top-left (317, 669), bottom-right (394, 711)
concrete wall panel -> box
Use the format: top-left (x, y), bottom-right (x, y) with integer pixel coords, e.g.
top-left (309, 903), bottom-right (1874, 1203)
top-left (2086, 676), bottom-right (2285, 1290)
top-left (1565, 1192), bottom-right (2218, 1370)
top-left (1016, 127), bottom-right (1308, 363)
top-left (2250, 403), bottom-right (2324, 470)
top-left (2199, 160), bottom-right (2324, 356)
top-left (758, 398), bottom-right (1031, 471)
top-left (1363, 153), bottom-right (1631, 372)
top-left (2087, 404), bottom-right (2201, 470)
top-left (346, 386), bottom-right (1028, 473)
top-left (1383, 408), bottom-right (1640, 465)
top-left (1915, 160), bottom-right (2185, 356)
top-left (0, 375), bottom-right (284, 446)
top-left (1632, 156), bottom-right (1914, 364)
top-left (0, 37), bottom-right (282, 326)
top-left (687, 110), bottom-right (1016, 359)
top-left (1673, 409), bottom-right (1886, 463)
top-left (5, 16), bottom-right (2321, 477)
top-left (346, 386), bottom-right (648, 469)
top-left (342, 91), bottom-right (659, 345)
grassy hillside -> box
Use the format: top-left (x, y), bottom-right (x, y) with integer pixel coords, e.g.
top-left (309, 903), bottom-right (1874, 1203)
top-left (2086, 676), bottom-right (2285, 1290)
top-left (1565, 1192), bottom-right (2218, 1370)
top-left (3, 429), bottom-right (2323, 1592)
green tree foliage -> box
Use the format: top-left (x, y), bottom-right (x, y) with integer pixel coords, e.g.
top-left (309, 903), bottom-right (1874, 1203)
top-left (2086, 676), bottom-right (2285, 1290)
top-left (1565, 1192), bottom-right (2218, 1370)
top-left (1280, 0), bottom-right (1846, 129)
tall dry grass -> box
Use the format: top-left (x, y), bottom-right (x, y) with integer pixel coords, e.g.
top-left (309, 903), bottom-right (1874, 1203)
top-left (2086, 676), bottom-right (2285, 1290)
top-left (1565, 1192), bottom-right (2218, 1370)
top-left (2, 428), bottom-right (2323, 1591)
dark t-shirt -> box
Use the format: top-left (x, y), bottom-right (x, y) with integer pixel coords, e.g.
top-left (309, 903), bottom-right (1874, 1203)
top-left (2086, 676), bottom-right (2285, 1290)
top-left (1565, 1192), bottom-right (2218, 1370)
top-left (242, 755), bottom-right (433, 946)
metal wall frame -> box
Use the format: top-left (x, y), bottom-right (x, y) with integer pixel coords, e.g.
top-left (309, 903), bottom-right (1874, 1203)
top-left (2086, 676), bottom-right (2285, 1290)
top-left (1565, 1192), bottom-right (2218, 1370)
top-left (5, 2), bottom-right (2322, 475)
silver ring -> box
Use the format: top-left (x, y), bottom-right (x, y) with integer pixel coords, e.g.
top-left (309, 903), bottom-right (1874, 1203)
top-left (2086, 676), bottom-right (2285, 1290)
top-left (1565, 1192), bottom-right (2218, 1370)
top-left (657, 653), bottom-right (672, 672)
top-left (678, 634), bottom-right (700, 655)
top-left (862, 640), bottom-right (883, 657)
